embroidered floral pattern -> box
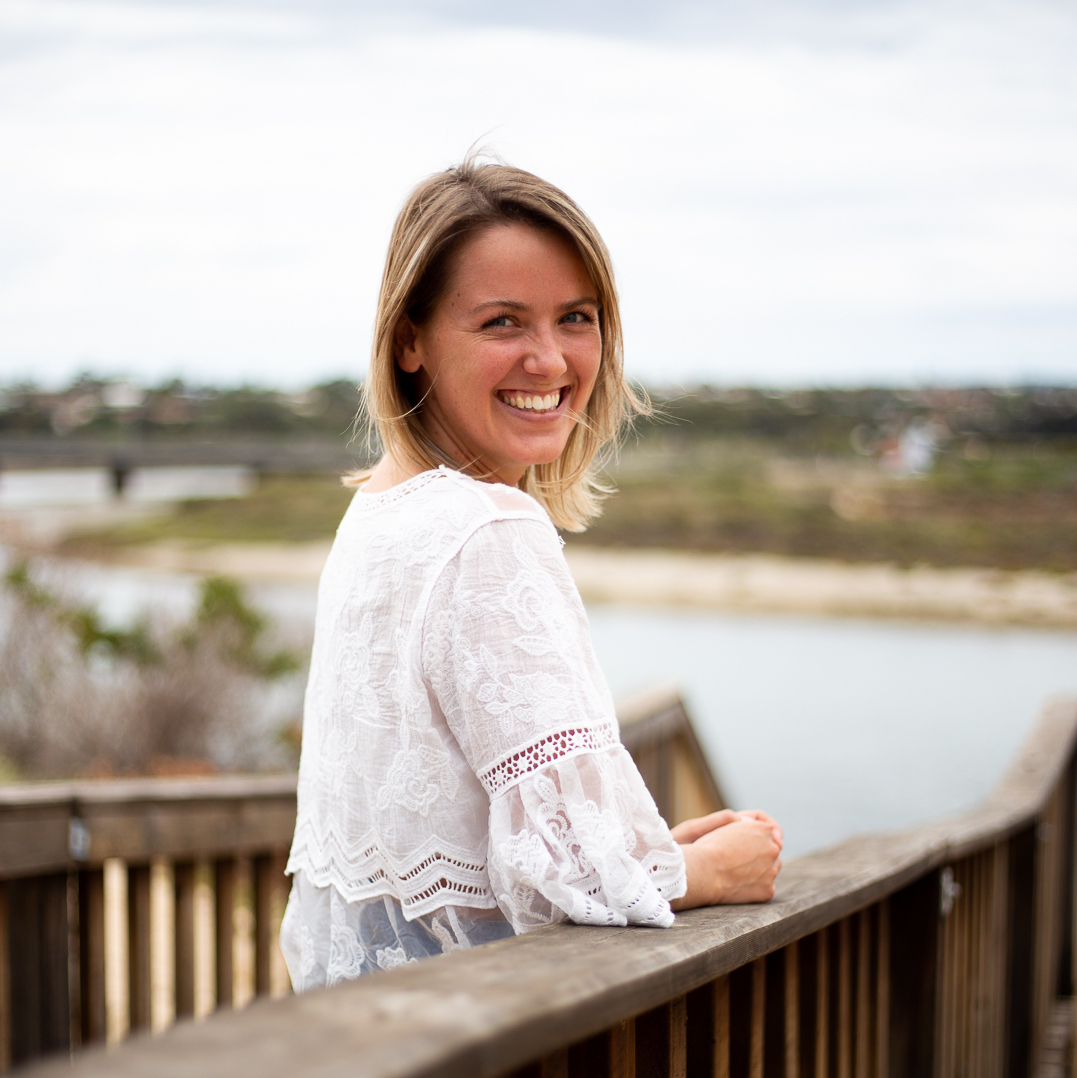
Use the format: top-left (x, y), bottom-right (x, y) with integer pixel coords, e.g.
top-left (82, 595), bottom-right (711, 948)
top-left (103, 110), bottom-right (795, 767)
top-left (285, 469), bottom-right (685, 978)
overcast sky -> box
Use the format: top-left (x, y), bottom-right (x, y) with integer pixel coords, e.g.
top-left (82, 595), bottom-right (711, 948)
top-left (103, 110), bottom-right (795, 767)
top-left (2, 0), bottom-right (1076, 388)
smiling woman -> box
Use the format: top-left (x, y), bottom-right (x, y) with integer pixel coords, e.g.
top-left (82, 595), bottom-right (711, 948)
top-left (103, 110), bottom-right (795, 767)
top-left (280, 158), bottom-right (783, 990)
top-left (356, 157), bottom-right (641, 531)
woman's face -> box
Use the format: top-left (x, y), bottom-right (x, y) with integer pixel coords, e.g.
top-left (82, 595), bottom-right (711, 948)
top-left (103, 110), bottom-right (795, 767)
top-left (395, 223), bottom-right (602, 486)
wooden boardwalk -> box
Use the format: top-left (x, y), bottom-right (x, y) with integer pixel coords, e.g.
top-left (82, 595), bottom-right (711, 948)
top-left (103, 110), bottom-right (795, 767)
top-left (3, 692), bottom-right (1076, 1077)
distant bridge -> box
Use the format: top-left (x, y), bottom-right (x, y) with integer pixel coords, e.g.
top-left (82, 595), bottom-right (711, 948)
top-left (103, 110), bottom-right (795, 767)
top-left (0, 437), bottom-right (371, 475)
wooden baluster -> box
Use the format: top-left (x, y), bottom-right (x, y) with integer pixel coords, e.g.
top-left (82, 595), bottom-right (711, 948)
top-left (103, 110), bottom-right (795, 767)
top-left (79, 868), bottom-right (105, 1045)
top-left (192, 860), bottom-right (216, 1020)
top-left (940, 867), bottom-right (955, 1078)
top-left (255, 852), bottom-right (290, 999)
top-left (954, 861), bottom-right (970, 1078)
top-left (837, 918), bottom-right (852, 1078)
top-left (149, 857), bottom-right (175, 1034)
top-left (970, 854), bottom-right (985, 1078)
top-left (785, 942), bottom-right (799, 1078)
top-left (127, 866), bottom-right (151, 1032)
top-left (0, 881), bottom-right (10, 1074)
top-left (670, 994), bottom-right (687, 1078)
top-left (636, 997), bottom-right (686, 1078)
top-left (750, 957), bottom-right (765, 1078)
top-left (687, 974), bottom-right (730, 1078)
top-left (5, 873), bottom-right (74, 1063)
top-left (232, 857), bottom-right (255, 1010)
top-left (102, 858), bottom-right (129, 1046)
top-left (714, 975), bottom-right (730, 1078)
top-left (215, 859), bottom-right (235, 1010)
top-left (987, 844), bottom-right (1008, 1078)
top-left (66, 870), bottom-right (81, 1053)
top-left (855, 910), bottom-right (870, 1078)
top-left (174, 862), bottom-right (195, 1020)
top-left (610, 1017), bottom-right (636, 1078)
top-left (540, 1048), bottom-right (569, 1077)
top-left (815, 928), bottom-right (830, 1078)
top-left (875, 900), bottom-right (890, 1078)
top-left (568, 1029), bottom-right (612, 1077)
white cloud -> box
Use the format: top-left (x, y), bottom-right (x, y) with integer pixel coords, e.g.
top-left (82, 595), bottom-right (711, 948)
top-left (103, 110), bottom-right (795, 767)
top-left (0, 0), bottom-right (1075, 386)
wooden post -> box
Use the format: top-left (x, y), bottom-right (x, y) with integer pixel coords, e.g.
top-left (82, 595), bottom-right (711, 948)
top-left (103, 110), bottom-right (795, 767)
top-left (149, 858), bottom-right (175, 1034)
top-left (192, 860), bottom-right (216, 1020)
top-left (102, 858), bottom-right (129, 1046)
top-left (233, 857), bottom-right (255, 1010)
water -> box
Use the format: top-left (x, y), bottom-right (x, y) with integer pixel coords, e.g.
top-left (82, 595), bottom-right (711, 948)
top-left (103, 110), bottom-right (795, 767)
top-left (0, 467), bottom-right (255, 508)
top-left (587, 605), bottom-right (1077, 857)
top-left (4, 549), bottom-right (1076, 859)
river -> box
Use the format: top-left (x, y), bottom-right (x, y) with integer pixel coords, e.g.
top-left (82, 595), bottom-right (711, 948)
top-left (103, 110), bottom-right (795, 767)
top-left (4, 550), bottom-right (1076, 858)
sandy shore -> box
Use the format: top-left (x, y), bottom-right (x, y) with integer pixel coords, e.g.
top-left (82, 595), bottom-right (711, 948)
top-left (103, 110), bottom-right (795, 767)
top-left (45, 537), bottom-right (1077, 629)
top-left (565, 547), bottom-right (1077, 629)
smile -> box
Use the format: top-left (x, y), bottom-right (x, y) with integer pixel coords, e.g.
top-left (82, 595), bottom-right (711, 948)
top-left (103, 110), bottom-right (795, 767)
top-left (497, 388), bottom-right (565, 414)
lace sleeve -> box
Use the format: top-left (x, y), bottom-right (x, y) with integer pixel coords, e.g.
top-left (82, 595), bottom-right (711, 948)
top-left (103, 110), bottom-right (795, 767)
top-left (422, 514), bottom-right (686, 933)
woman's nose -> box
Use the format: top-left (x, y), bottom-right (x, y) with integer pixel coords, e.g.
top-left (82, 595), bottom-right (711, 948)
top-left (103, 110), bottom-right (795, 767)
top-left (522, 328), bottom-right (568, 380)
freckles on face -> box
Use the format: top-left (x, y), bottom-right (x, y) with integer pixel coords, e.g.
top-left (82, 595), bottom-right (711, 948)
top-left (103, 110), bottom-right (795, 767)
top-left (400, 223), bottom-right (603, 485)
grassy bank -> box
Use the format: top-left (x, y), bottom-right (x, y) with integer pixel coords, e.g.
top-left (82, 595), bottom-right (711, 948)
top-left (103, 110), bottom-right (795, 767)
top-left (61, 473), bottom-right (354, 554)
top-left (57, 439), bottom-right (1077, 574)
top-left (575, 438), bottom-right (1077, 572)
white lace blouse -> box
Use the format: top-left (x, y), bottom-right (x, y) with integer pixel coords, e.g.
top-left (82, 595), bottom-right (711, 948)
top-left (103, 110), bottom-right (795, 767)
top-left (281, 467), bottom-right (686, 989)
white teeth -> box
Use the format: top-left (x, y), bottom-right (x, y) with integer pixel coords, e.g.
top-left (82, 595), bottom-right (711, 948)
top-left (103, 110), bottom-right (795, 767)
top-left (500, 391), bottom-right (559, 412)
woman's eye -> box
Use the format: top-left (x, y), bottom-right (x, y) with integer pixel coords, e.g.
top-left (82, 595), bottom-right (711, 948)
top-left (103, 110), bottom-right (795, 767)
top-left (561, 311), bottom-right (592, 324)
top-left (484, 315), bottom-right (513, 328)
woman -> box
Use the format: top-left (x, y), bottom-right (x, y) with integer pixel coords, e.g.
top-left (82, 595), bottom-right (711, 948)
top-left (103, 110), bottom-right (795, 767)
top-left (281, 159), bottom-right (782, 990)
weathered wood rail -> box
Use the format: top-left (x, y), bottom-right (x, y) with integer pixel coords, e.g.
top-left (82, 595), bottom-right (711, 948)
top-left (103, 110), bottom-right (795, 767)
top-left (6, 695), bottom-right (1077, 1077)
top-left (0, 774), bottom-right (297, 1070)
top-left (0, 688), bottom-right (718, 1072)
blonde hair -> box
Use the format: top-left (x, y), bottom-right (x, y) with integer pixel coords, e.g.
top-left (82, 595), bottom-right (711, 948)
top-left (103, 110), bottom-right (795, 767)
top-left (353, 156), bottom-right (648, 531)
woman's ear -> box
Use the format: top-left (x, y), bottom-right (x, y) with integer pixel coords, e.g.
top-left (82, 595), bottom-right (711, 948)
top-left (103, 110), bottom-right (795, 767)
top-left (394, 317), bottom-right (423, 374)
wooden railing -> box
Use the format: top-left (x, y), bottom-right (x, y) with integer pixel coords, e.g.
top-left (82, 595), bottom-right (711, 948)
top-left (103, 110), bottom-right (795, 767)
top-left (0, 774), bottom-right (297, 1070)
top-left (0, 687), bottom-right (717, 1072)
top-left (9, 696), bottom-right (1077, 1077)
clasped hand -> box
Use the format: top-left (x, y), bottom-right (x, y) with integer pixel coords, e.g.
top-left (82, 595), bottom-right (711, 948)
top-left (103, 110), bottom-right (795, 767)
top-left (668, 809), bottom-right (783, 910)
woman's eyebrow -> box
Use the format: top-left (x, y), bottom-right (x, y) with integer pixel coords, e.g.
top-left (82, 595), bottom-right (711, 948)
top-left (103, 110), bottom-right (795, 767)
top-left (469, 296), bottom-right (600, 316)
top-left (470, 299), bottom-right (527, 314)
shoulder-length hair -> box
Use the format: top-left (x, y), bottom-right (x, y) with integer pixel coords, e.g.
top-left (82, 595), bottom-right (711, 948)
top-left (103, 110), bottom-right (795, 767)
top-left (353, 156), bottom-right (648, 531)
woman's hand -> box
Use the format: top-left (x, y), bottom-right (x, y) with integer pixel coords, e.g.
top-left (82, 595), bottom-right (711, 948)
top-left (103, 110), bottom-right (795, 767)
top-left (668, 809), bottom-right (783, 910)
